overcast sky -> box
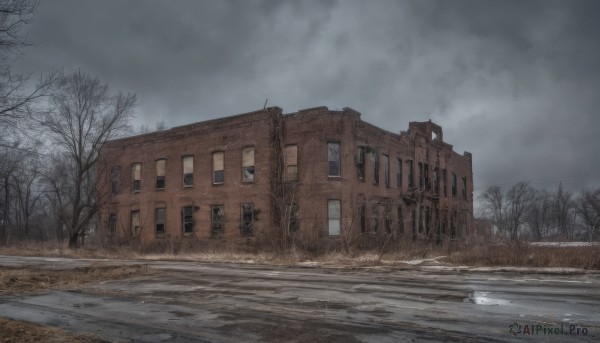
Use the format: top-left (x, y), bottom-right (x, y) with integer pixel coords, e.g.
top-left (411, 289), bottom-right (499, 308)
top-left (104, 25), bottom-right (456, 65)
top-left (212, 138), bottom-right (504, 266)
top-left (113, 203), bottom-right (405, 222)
top-left (14, 0), bottom-right (600, 197)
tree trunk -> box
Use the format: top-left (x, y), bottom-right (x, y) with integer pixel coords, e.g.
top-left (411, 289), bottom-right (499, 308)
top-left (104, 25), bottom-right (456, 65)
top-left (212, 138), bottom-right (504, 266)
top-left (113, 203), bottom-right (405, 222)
top-left (68, 232), bottom-right (79, 248)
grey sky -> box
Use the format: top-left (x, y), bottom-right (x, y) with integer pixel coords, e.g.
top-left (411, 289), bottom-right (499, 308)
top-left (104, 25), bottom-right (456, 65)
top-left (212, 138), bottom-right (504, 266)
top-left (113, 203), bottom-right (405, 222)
top-left (13, 0), bottom-right (600, 197)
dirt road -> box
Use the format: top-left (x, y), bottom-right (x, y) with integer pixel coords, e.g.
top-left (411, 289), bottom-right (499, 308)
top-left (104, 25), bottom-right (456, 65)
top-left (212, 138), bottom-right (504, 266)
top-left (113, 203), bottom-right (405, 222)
top-left (0, 255), bottom-right (598, 342)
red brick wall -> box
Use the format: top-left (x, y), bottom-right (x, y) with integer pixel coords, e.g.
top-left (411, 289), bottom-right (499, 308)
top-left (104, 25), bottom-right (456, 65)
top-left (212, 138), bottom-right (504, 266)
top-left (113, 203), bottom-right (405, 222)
top-left (98, 106), bottom-right (474, 248)
top-left (99, 108), bottom-right (281, 245)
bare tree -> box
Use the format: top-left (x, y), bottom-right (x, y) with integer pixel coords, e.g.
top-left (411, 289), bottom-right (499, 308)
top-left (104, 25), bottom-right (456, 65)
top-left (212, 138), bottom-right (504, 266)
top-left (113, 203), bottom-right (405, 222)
top-left (577, 188), bottom-right (600, 241)
top-left (551, 183), bottom-right (576, 239)
top-left (136, 119), bottom-right (168, 134)
top-left (479, 185), bottom-right (507, 237)
top-left (480, 182), bottom-right (535, 240)
top-left (526, 190), bottom-right (553, 240)
top-left (505, 182), bottom-right (536, 240)
top-left (12, 166), bottom-right (43, 237)
top-left (40, 71), bottom-right (136, 248)
top-left (0, 0), bottom-right (57, 129)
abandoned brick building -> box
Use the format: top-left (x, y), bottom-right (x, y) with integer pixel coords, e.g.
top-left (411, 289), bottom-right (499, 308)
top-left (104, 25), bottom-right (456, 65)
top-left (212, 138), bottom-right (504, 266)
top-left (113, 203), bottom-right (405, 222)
top-left (98, 106), bottom-right (473, 247)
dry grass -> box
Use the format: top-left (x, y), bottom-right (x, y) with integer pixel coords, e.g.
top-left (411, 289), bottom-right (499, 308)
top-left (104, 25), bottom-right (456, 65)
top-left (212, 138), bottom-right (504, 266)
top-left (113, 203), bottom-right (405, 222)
top-left (0, 264), bottom-right (153, 295)
top-left (444, 241), bottom-right (600, 269)
top-left (2, 239), bottom-right (599, 270)
top-left (0, 317), bottom-right (105, 343)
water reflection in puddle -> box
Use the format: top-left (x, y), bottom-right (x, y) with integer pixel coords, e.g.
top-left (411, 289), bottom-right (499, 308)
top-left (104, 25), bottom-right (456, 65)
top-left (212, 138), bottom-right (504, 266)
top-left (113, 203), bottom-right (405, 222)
top-left (466, 291), bottom-right (511, 305)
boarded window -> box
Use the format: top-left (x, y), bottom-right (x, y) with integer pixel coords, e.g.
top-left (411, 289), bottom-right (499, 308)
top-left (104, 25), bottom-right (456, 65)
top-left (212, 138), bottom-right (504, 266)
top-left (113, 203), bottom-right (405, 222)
top-left (396, 159), bottom-right (402, 189)
top-left (213, 152), bottom-right (224, 184)
top-left (418, 162), bottom-right (423, 188)
top-left (211, 205), bottom-right (224, 238)
top-left (242, 147), bottom-right (255, 182)
top-left (182, 206), bottom-right (194, 234)
top-left (132, 163), bottom-right (141, 192)
top-left (383, 155), bottom-right (390, 187)
top-left (373, 153), bottom-right (379, 184)
top-left (462, 176), bottom-right (467, 200)
top-left (241, 203), bottom-right (254, 236)
top-left (155, 208), bottom-right (165, 235)
top-left (183, 156), bottom-right (193, 186)
top-left (328, 142), bottom-right (340, 177)
top-left (408, 160), bottom-right (414, 188)
top-left (108, 213), bottom-right (117, 235)
top-left (357, 147), bottom-right (365, 180)
top-left (284, 145), bottom-right (298, 179)
top-left (130, 210), bottom-right (140, 237)
top-left (111, 166), bottom-right (121, 194)
top-left (156, 159), bottom-right (165, 189)
top-left (328, 200), bottom-right (341, 235)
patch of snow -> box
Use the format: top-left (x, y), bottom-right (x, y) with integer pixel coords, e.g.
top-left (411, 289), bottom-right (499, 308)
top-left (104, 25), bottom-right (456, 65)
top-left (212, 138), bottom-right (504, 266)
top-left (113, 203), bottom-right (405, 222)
top-left (400, 256), bottom-right (447, 265)
top-left (420, 265), bottom-right (594, 274)
top-left (530, 242), bottom-right (599, 247)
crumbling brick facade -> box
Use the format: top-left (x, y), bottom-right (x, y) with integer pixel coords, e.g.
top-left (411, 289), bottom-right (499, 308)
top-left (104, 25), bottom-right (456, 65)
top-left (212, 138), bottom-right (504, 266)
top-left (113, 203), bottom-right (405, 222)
top-left (98, 106), bottom-right (473, 248)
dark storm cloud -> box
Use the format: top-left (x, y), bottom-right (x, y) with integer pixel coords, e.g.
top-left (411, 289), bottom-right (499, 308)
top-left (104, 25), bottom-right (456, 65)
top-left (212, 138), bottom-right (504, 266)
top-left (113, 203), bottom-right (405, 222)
top-left (13, 0), bottom-right (600, 198)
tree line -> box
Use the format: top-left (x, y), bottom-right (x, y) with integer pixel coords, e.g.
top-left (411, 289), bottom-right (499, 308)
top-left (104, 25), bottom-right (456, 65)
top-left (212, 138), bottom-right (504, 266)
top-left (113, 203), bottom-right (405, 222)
top-left (479, 182), bottom-right (600, 241)
top-left (0, 1), bottom-right (137, 247)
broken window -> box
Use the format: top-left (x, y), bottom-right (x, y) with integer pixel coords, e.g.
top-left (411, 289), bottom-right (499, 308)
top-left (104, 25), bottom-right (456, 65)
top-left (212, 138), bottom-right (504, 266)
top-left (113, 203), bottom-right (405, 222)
top-left (183, 156), bottom-right (193, 187)
top-left (357, 146), bottom-right (365, 180)
top-left (419, 206), bottom-right (424, 233)
top-left (385, 212), bottom-right (391, 234)
top-left (213, 152), bottom-right (224, 184)
top-left (132, 163), bottom-right (141, 193)
top-left (407, 160), bottom-right (414, 188)
top-left (383, 155), bottom-right (390, 187)
top-left (397, 206), bottom-right (404, 234)
top-left (371, 204), bottom-right (379, 232)
top-left (211, 205), bottom-right (224, 238)
top-left (462, 176), bottom-right (467, 200)
top-left (359, 203), bottom-right (366, 233)
top-left (442, 213), bottom-right (447, 236)
top-left (182, 206), bottom-right (194, 235)
top-left (433, 168), bottom-right (439, 195)
top-left (373, 153), bottom-right (379, 184)
top-left (130, 210), bottom-right (140, 237)
top-left (328, 142), bottom-right (340, 177)
top-left (451, 210), bottom-right (457, 239)
top-left (156, 159), bottom-right (165, 190)
top-left (418, 162), bottom-right (423, 188)
top-left (452, 173), bottom-right (457, 197)
top-left (443, 169), bottom-right (447, 197)
top-left (242, 147), bottom-right (255, 182)
top-left (396, 158), bottom-right (402, 188)
top-left (284, 145), bottom-right (298, 180)
top-left (108, 213), bottom-right (117, 235)
top-left (424, 163), bottom-right (429, 189)
top-left (155, 208), bottom-right (165, 236)
top-left (411, 209), bottom-right (416, 240)
top-left (425, 206), bottom-right (430, 236)
top-left (110, 166), bottom-right (121, 195)
top-left (328, 199), bottom-right (341, 235)
top-left (288, 202), bottom-right (299, 232)
top-left (241, 203), bottom-right (254, 236)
